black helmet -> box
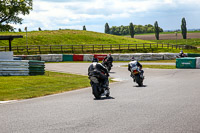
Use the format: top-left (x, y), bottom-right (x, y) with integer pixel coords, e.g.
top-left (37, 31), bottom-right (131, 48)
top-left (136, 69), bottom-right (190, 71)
top-left (131, 56), bottom-right (135, 61)
top-left (92, 57), bottom-right (99, 62)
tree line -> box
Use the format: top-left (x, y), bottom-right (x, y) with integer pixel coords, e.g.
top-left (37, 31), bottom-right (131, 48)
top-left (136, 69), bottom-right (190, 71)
top-left (105, 18), bottom-right (187, 40)
top-left (0, 0), bottom-right (188, 40)
top-left (105, 23), bottom-right (163, 35)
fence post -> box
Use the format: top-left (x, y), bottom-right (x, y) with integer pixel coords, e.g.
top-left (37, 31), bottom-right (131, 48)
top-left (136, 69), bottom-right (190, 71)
top-left (167, 43), bottom-right (169, 49)
top-left (26, 46), bottom-right (29, 54)
top-left (110, 44), bottom-right (112, 51)
top-left (143, 43), bottom-right (145, 48)
top-left (38, 46), bottom-right (41, 54)
top-left (136, 44), bottom-right (137, 49)
top-left (162, 43), bottom-right (163, 48)
top-left (157, 43), bottom-right (158, 48)
top-left (72, 45), bottom-right (74, 53)
top-left (150, 43), bottom-right (151, 48)
top-left (128, 44), bottom-right (130, 50)
top-left (82, 45), bottom-right (84, 53)
top-left (93, 45), bottom-right (94, 53)
top-left (17, 46), bottom-right (19, 53)
top-left (119, 44), bottom-right (120, 51)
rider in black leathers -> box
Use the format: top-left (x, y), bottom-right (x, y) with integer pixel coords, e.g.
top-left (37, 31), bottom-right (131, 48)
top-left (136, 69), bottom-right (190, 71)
top-left (88, 58), bottom-right (109, 89)
top-left (102, 54), bottom-right (113, 67)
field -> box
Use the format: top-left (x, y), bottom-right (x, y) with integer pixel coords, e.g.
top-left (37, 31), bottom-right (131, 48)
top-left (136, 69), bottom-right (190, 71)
top-left (134, 33), bottom-right (200, 40)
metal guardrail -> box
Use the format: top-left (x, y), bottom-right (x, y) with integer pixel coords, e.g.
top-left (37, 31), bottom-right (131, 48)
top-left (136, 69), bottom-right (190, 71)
top-left (0, 43), bottom-right (197, 54)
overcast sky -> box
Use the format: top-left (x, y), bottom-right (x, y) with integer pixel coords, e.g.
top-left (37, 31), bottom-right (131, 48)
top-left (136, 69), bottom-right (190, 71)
top-left (14, 0), bottom-right (200, 32)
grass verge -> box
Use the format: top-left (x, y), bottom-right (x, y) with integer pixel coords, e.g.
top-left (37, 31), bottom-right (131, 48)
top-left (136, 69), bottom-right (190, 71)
top-left (0, 71), bottom-right (91, 101)
top-left (122, 65), bottom-right (176, 69)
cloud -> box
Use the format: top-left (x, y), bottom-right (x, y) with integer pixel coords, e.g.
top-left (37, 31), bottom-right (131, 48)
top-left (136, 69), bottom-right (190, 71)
top-left (14, 0), bottom-right (200, 32)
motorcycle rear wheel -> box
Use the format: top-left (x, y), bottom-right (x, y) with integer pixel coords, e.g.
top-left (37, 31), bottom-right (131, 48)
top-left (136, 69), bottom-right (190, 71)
top-left (92, 84), bottom-right (101, 99)
top-left (135, 75), bottom-right (143, 86)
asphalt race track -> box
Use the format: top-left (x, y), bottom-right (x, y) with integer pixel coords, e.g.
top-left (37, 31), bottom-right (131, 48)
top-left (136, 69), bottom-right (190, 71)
top-left (1, 63), bottom-right (200, 133)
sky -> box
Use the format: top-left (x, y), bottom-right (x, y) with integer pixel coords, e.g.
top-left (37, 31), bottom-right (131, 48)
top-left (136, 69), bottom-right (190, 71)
top-left (14, 0), bottom-right (200, 33)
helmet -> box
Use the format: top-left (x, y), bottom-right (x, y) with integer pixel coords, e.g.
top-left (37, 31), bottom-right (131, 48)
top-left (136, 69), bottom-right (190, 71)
top-left (131, 56), bottom-right (135, 61)
top-left (92, 57), bottom-right (99, 62)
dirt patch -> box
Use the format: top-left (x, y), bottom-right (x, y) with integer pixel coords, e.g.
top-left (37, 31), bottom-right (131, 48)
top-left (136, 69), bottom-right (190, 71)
top-left (134, 33), bottom-right (200, 40)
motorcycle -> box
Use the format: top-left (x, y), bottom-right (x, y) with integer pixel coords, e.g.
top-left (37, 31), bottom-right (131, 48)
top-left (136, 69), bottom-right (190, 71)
top-left (130, 65), bottom-right (144, 86)
top-left (89, 73), bottom-right (110, 99)
top-left (102, 60), bottom-right (113, 72)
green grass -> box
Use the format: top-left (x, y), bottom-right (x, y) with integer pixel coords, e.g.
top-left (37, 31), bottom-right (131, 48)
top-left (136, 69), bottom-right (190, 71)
top-left (122, 64), bottom-right (176, 69)
top-left (143, 65), bottom-right (176, 69)
top-left (0, 30), bottom-right (152, 46)
top-left (0, 71), bottom-right (91, 101)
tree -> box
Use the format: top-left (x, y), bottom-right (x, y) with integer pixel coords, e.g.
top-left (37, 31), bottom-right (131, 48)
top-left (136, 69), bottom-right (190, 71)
top-left (83, 25), bottom-right (86, 30)
top-left (154, 21), bottom-right (159, 40)
top-left (18, 28), bottom-right (21, 32)
top-left (129, 22), bottom-right (135, 38)
top-left (0, 0), bottom-right (33, 31)
top-left (181, 17), bottom-right (187, 39)
top-left (38, 27), bottom-right (42, 31)
top-left (105, 23), bottom-right (110, 34)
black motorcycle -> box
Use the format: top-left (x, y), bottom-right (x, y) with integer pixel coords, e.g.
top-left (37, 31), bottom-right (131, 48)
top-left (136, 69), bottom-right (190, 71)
top-left (130, 65), bottom-right (144, 86)
top-left (89, 74), bottom-right (110, 99)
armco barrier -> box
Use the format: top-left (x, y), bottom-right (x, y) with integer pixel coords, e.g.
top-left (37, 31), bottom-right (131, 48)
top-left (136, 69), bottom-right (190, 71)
top-left (94, 54), bottom-right (107, 61)
top-left (196, 57), bottom-right (200, 69)
top-left (0, 60), bottom-right (29, 76)
top-left (140, 53), bottom-right (152, 61)
top-left (119, 54), bottom-right (131, 61)
top-left (0, 51), bottom-right (13, 60)
top-left (73, 54), bottom-right (83, 61)
top-left (63, 54), bottom-right (73, 61)
top-left (163, 53), bottom-right (178, 60)
top-left (187, 53), bottom-right (200, 57)
top-left (83, 54), bottom-right (94, 61)
top-left (29, 60), bottom-right (45, 75)
top-left (111, 54), bottom-right (119, 61)
top-left (152, 53), bottom-right (164, 60)
top-left (14, 55), bottom-right (41, 61)
top-left (40, 54), bottom-right (62, 62)
top-left (176, 57), bottom-right (196, 69)
top-left (129, 53), bottom-right (142, 61)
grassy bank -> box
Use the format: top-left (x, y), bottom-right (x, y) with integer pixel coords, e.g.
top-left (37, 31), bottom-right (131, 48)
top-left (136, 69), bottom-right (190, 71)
top-left (0, 71), bottom-right (90, 101)
top-left (0, 30), bottom-right (152, 46)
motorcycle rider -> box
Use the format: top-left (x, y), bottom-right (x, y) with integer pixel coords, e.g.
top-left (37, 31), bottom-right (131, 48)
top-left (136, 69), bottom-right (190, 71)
top-left (179, 50), bottom-right (187, 57)
top-left (102, 54), bottom-right (113, 67)
top-left (128, 56), bottom-right (144, 78)
top-left (88, 57), bottom-right (110, 89)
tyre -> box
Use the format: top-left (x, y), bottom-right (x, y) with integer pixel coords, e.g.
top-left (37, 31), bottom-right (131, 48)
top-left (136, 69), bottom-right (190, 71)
top-left (135, 75), bottom-right (143, 86)
top-left (92, 84), bottom-right (101, 99)
top-left (105, 89), bottom-right (110, 97)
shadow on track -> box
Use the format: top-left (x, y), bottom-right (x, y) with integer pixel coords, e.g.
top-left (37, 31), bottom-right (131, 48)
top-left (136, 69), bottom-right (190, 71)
top-left (134, 85), bottom-right (147, 87)
top-left (94, 96), bottom-right (115, 100)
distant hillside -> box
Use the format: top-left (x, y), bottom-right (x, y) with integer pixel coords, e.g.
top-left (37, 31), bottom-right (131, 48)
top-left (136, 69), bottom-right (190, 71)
top-left (0, 30), bottom-right (153, 46)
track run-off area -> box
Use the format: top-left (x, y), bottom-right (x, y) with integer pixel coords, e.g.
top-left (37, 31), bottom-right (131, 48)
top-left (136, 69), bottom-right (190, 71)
top-left (1, 63), bottom-right (200, 133)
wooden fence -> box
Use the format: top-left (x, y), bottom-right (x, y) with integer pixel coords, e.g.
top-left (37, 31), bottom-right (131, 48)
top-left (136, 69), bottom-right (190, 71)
top-left (0, 43), bottom-right (197, 55)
